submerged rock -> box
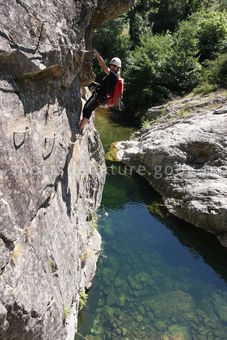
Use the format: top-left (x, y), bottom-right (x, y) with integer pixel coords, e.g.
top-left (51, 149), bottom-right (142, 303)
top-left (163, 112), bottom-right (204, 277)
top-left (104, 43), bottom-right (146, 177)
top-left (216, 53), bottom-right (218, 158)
top-left (149, 290), bottom-right (194, 320)
top-left (116, 91), bottom-right (227, 247)
top-left (163, 324), bottom-right (191, 340)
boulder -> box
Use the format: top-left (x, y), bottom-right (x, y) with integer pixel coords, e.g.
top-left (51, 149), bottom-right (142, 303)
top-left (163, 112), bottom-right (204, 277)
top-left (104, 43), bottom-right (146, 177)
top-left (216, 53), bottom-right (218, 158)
top-left (117, 92), bottom-right (227, 247)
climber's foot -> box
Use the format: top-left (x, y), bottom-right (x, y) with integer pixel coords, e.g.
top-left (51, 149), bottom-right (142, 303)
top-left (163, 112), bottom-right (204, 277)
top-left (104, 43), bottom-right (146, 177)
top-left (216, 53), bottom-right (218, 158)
top-left (79, 117), bottom-right (89, 132)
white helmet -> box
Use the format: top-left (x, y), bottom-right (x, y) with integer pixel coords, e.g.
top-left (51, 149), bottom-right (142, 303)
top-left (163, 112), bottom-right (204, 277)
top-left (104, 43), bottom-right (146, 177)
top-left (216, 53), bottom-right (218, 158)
top-left (110, 57), bottom-right (122, 68)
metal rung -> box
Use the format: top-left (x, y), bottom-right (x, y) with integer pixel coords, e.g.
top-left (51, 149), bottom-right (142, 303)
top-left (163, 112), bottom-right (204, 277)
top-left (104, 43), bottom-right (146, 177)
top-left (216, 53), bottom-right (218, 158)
top-left (13, 127), bottom-right (31, 134)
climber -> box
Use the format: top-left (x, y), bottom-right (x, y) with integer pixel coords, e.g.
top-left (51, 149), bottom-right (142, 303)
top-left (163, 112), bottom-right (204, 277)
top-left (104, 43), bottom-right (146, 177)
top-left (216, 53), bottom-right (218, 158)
top-left (79, 49), bottom-right (123, 131)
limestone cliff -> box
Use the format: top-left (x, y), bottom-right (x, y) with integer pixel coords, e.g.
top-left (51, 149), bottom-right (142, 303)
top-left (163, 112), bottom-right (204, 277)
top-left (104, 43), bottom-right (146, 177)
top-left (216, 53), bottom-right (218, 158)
top-left (0, 0), bottom-right (135, 339)
top-left (116, 91), bottom-right (227, 248)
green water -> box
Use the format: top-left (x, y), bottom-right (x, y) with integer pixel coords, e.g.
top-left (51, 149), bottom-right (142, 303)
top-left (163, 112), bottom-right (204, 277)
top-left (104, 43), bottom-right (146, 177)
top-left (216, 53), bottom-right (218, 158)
top-left (76, 109), bottom-right (227, 340)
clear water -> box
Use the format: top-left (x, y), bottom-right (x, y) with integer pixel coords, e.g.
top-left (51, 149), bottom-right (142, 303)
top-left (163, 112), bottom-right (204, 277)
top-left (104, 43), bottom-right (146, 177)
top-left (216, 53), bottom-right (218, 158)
top-left (76, 109), bottom-right (227, 340)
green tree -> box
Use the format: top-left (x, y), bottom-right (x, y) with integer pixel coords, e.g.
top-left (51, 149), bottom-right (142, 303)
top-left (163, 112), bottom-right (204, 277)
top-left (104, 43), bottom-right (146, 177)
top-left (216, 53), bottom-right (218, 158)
top-left (197, 52), bottom-right (227, 90)
top-left (128, 0), bottom-right (151, 47)
top-left (128, 0), bottom-right (207, 35)
top-left (190, 10), bottom-right (227, 61)
top-left (166, 17), bottom-right (201, 93)
top-left (124, 32), bottom-right (174, 111)
top-left (149, 0), bottom-right (205, 33)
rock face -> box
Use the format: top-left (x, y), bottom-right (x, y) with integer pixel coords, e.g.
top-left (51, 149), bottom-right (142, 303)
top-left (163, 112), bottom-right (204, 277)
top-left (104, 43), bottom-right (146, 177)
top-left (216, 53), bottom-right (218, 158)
top-left (0, 0), bottom-right (135, 339)
top-left (116, 92), bottom-right (227, 247)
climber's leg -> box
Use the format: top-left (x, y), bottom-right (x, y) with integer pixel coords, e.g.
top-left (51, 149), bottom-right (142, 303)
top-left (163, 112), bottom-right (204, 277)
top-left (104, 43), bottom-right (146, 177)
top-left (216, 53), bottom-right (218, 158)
top-left (79, 94), bottom-right (100, 131)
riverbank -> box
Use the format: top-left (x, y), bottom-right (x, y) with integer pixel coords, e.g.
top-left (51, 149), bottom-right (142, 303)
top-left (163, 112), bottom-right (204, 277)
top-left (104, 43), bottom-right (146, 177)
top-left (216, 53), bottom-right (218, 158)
top-left (115, 90), bottom-right (227, 247)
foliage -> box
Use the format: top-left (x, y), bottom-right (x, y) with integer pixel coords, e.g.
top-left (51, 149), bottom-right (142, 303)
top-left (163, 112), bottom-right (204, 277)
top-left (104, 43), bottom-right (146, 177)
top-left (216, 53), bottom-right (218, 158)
top-left (79, 247), bottom-right (93, 262)
top-left (193, 82), bottom-right (217, 95)
top-left (194, 52), bottom-right (227, 93)
top-left (124, 33), bottom-right (174, 111)
top-left (123, 8), bottom-right (226, 112)
top-left (166, 19), bottom-right (201, 93)
top-left (141, 119), bottom-right (151, 129)
top-left (205, 52), bottom-right (227, 87)
top-left (62, 306), bottom-right (71, 319)
top-left (148, 0), bottom-right (205, 33)
top-left (91, 212), bottom-right (98, 229)
top-left (218, 0), bottom-right (227, 10)
top-left (79, 290), bottom-right (88, 308)
top-left (123, 23), bottom-right (201, 111)
top-left (127, 0), bottom-right (210, 39)
top-left (128, 1), bottom-right (151, 48)
top-left (187, 10), bottom-right (227, 62)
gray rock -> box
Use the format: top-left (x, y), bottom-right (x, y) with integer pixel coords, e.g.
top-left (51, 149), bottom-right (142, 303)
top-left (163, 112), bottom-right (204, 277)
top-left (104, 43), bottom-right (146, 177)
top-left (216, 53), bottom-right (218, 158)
top-left (0, 0), bottom-right (135, 339)
top-left (213, 105), bottom-right (227, 115)
top-left (0, 240), bottom-right (10, 274)
top-left (117, 92), bottom-right (227, 247)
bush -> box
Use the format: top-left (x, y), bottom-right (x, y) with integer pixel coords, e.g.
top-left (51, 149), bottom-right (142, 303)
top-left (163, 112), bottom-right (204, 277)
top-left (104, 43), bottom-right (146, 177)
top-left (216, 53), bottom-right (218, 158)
top-left (193, 82), bottom-right (217, 95)
top-left (205, 53), bottom-right (227, 87)
top-left (123, 32), bottom-right (174, 112)
top-left (79, 290), bottom-right (88, 308)
top-left (166, 19), bottom-right (201, 93)
top-left (124, 26), bottom-right (201, 112)
top-left (187, 10), bottom-right (227, 62)
top-left (194, 52), bottom-right (227, 93)
top-left (123, 9), bottom-right (227, 112)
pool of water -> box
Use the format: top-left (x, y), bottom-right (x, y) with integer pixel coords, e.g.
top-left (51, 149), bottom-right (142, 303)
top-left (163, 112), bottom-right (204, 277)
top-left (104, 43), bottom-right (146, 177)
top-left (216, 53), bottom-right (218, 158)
top-left (76, 109), bottom-right (227, 340)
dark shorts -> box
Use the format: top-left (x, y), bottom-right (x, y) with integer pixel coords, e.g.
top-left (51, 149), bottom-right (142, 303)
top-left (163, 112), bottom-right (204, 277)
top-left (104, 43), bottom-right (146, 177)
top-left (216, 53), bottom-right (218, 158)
top-left (83, 92), bottom-right (106, 119)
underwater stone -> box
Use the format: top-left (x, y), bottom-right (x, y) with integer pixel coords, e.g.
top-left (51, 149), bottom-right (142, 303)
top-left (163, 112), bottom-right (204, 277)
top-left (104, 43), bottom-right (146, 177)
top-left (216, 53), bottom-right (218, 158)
top-left (154, 320), bottom-right (167, 332)
top-left (136, 315), bottom-right (143, 322)
top-left (106, 294), bottom-right (117, 306)
top-left (138, 306), bottom-right (145, 315)
top-left (119, 295), bottom-right (126, 306)
top-left (95, 326), bottom-right (103, 335)
top-left (122, 327), bottom-right (127, 336)
top-left (149, 290), bottom-right (194, 320)
top-left (215, 305), bottom-right (227, 323)
top-left (116, 328), bottom-right (121, 335)
top-left (115, 278), bottom-right (123, 287)
top-left (127, 275), bottom-right (137, 289)
top-left (166, 324), bottom-right (191, 339)
top-left (103, 220), bottom-right (114, 236)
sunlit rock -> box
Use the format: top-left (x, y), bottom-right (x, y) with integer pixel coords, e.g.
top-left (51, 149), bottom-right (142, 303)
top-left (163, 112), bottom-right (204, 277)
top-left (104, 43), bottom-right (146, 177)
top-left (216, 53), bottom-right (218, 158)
top-left (116, 91), bottom-right (227, 248)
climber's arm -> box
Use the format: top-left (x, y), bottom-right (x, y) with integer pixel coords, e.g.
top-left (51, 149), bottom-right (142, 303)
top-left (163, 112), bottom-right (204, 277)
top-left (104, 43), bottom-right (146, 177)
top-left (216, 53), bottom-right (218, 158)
top-left (93, 49), bottom-right (110, 75)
